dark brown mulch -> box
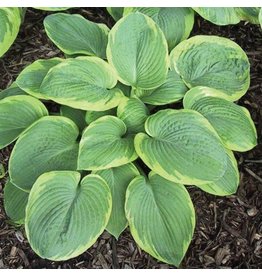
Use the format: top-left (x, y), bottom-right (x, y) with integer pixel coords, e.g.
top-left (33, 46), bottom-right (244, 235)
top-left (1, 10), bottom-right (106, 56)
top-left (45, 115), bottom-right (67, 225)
top-left (0, 8), bottom-right (261, 269)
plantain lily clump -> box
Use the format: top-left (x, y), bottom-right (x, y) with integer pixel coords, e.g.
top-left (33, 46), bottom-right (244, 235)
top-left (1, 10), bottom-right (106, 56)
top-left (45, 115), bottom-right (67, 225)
top-left (0, 8), bottom-right (258, 266)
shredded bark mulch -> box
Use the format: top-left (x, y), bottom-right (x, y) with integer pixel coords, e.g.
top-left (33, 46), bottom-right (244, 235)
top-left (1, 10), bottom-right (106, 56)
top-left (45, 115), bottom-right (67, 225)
top-left (0, 8), bottom-right (261, 269)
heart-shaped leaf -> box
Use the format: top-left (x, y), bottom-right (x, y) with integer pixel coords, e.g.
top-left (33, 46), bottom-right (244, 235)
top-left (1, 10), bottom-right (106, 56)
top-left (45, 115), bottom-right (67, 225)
top-left (78, 116), bottom-right (137, 170)
top-left (117, 97), bottom-right (149, 133)
top-left (137, 70), bottom-right (188, 105)
top-left (170, 35), bottom-right (250, 101)
top-left (44, 13), bottom-right (109, 58)
top-left (193, 8), bottom-right (240, 25)
top-left (16, 58), bottom-right (64, 99)
top-left (25, 171), bottom-right (111, 260)
top-left (197, 150), bottom-right (239, 196)
top-left (0, 8), bottom-right (22, 57)
top-left (125, 172), bottom-right (195, 266)
top-left (135, 109), bottom-right (227, 185)
top-left (107, 12), bottom-right (168, 89)
top-left (0, 95), bottom-right (48, 149)
top-left (40, 57), bottom-right (123, 111)
top-left (124, 8), bottom-right (194, 51)
top-left (184, 87), bottom-right (257, 151)
top-left (4, 180), bottom-right (29, 224)
top-left (9, 116), bottom-right (79, 191)
top-left (94, 163), bottom-right (139, 239)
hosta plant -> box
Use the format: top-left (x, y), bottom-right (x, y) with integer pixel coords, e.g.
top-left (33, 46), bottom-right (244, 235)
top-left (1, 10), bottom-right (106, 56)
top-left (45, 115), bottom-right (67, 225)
top-left (0, 11), bottom-right (257, 266)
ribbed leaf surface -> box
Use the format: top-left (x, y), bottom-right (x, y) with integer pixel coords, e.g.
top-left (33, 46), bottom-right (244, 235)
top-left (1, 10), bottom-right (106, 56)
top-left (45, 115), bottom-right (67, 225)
top-left (44, 13), bottom-right (109, 58)
top-left (4, 180), bottom-right (29, 223)
top-left (16, 58), bottom-right (63, 99)
top-left (40, 57), bottom-right (123, 111)
top-left (124, 7), bottom-right (194, 51)
top-left (190, 96), bottom-right (257, 151)
top-left (107, 12), bottom-right (168, 89)
top-left (135, 109), bottom-right (227, 185)
top-left (78, 116), bottom-right (137, 170)
top-left (106, 7), bottom-right (124, 21)
top-left (25, 171), bottom-right (111, 260)
top-left (85, 109), bottom-right (116, 125)
top-left (0, 8), bottom-right (22, 57)
top-left (94, 163), bottom-right (139, 239)
top-left (0, 95), bottom-right (48, 149)
top-left (235, 7), bottom-right (260, 24)
top-left (9, 116), bottom-right (79, 191)
top-left (117, 97), bottom-right (149, 133)
top-left (197, 150), bottom-right (239, 196)
top-left (0, 83), bottom-right (26, 100)
top-left (193, 8), bottom-right (240, 25)
top-left (170, 35), bottom-right (250, 101)
top-left (125, 172), bottom-right (195, 266)
top-left (138, 70), bottom-right (188, 105)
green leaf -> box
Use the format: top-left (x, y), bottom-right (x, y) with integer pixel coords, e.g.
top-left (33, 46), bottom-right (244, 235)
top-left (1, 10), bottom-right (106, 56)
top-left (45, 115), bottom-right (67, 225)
top-left (107, 12), bottom-right (168, 89)
top-left (16, 58), bottom-right (64, 99)
top-left (9, 116), bottom-right (79, 191)
top-left (60, 105), bottom-right (87, 132)
top-left (25, 171), bottom-right (111, 261)
top-left (170, 35), bottom-right (250, 101)
top-left (117, 97), bottom-right (149, 133)
top-left (135, 109), bottom-right (227, 185)
top-left (125, 172), bottom-right (195, 266)
top-left (106, 7), bottom-right (124, 21)
top-left (40, 57), bottom-right (123, 111)
top-left (124, 7), bottom-right (194, 51)
top-left (93, 163), bottom-right (139, 239)
top-left (33, 7), bottom-right (70, 11)
top-left (187, 92), bottom-right (257, 152)
top-left (235, 7), bottom-right (260, 24)
top-left (137, 70), bottom-right (188, 105)
top-left (197, 150), bottom-right (239, 196)
top-left (0, 82), bottom-right (26, 100)
top-left (0, 95), bottom-right (48, 149)
top-left (260, 8), bottom-right (262, 28)
top-left (4, 180), bottom-right (29, 224)
top-left (193, 8), bottom-right (240, 25)
top-left (0, 163), bottom-right (5, 178)
top-left (44, 13), bottom-right (109, 58)
top-left (78, 116), bottom-right (137, 170)
top-left (85, 109), bottom-right (116, 125)
top-left (0, 8), bottom-right (22, 57)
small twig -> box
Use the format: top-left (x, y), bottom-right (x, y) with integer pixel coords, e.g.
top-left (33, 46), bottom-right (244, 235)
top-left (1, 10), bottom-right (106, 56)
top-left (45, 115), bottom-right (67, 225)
top-left (244, 167), bottom-right (262, 183)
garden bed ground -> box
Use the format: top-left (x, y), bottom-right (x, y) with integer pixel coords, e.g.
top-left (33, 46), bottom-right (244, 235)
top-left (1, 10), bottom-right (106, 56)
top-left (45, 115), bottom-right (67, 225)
top-left (0, 8), bottom-right (261, 269)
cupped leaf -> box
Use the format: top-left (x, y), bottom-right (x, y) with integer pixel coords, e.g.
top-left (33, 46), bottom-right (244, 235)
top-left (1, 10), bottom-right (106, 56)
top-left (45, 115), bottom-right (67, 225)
top-left (0, 82), bottom-right (26, 100)
top-left (193, 8), bottom-right (240, 25)
top-left (124, 7), bottom-right (194, 51)
top-left (0, 95), bottom-right (48, 149)
top-left (40, 56), bottom-right (123, 111)
top-left (4, 180), bottom-right (29, 224)
top-left (44, 13), bottom-right (109, 58)
top-left (60, 105), bottom-right (87, 132)
top-left (137, 70), bottom-right (188, 105)
top-left (9, 116), bottom-right (79, 191)
top-left (135, 109), bottom-right (227, 185)
top-left (188, 95), bottom-right (257, 152)
top-left (94, 163), bottom-right (139, 239)
top-left (85, 109), bottom-right (116, 125)
top-left (16, 58), bottom-right (64, 99)
top-left (197, 150), bottom-right (239, 196)
top-left (125, 172), bottom-right (195, 266)
top-left (78, 116), bottom-right (137, 170)
top-left (107, 12), bottom-right (168, 89)
top-left (170, 35), bottom-right (250, 101)
top-left (0, 8), bottom-right (22, 57)
top-left (235, 7), bottom-right (260, 24)
top-left (117, 97), bottom-right (149, 133)
top-left (25, 171), bottom-right (111, 261)
top-left (183, 86), bottom-right (238, 107)
top-left (106, 7), bottom-right (124, 21)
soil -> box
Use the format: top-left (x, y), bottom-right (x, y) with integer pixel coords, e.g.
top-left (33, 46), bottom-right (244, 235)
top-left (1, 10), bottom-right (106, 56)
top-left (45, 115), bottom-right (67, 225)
top-left (0, 8), bottom-right (261, 269)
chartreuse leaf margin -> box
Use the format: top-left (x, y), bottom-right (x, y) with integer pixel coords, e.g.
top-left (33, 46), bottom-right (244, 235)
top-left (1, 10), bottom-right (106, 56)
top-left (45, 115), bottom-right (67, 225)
top-left (0, 8), bottom-right (258, 267)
